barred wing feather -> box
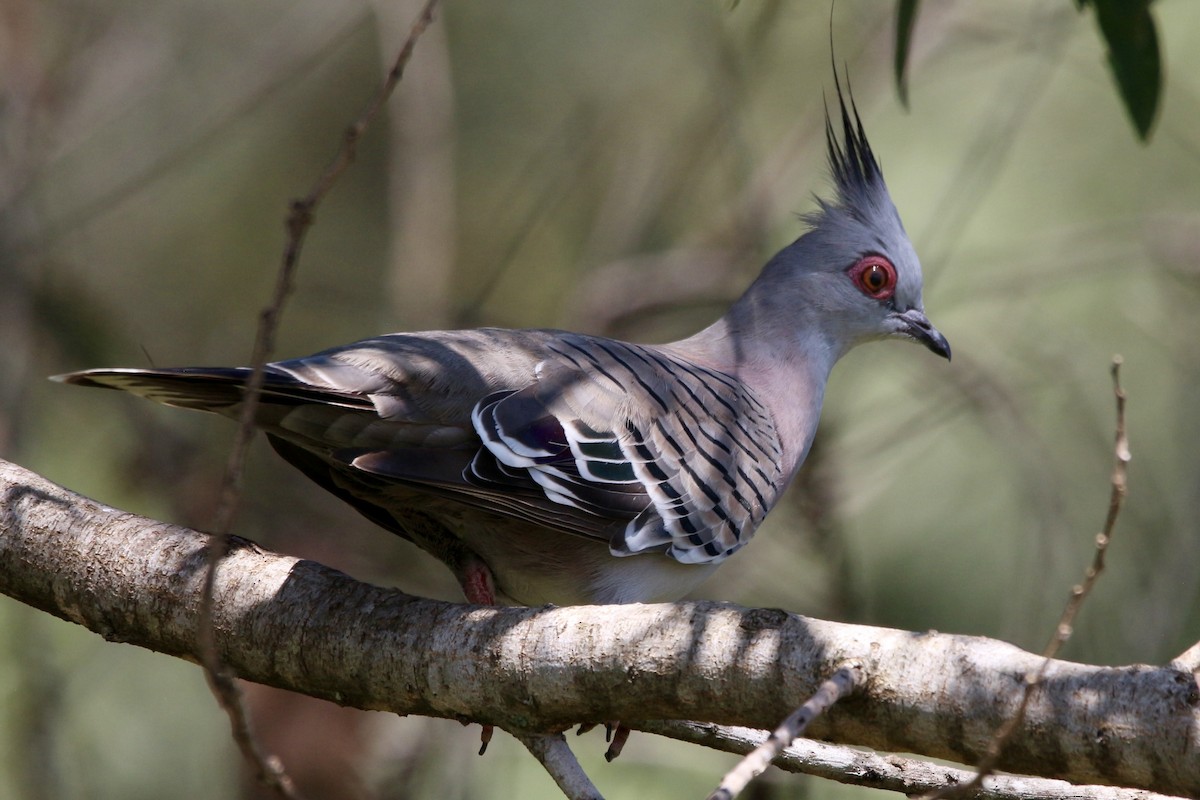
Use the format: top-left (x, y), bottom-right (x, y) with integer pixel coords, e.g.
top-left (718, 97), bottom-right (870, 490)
top-left (470, 335), bottom-right (785, 565)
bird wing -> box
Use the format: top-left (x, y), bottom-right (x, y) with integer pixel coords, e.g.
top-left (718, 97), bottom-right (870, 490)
top-left (453, 334), bottom-right (786, 564)
top-left (284, 331), bottom-right (787, 563)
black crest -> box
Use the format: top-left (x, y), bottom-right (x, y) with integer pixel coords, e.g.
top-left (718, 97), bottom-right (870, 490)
top-left (824, 70), bottom-right (883, 198)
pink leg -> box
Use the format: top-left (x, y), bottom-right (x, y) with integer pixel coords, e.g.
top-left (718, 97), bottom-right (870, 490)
top-left (461, 560), bottom-right (496, 606)
top-left (460, 559), bottom-right (496, 752)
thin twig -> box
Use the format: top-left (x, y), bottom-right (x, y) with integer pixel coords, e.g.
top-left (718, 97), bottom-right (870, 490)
top-left (517, 733), bottom-right (605, 800)
top-left (194, 2), bottom-right (443, 796)
top-left (707, 662), bottom-right (865, 800)
top-left (1172, 640), bottom-right (1200, 674)
top-left (924, 357), bottom-right (1130, 799)
top-left (644, 721), bottom-right (1187, 800)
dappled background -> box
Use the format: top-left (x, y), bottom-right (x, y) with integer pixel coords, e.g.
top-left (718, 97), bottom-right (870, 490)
top-left (2, 1), bottom-right (1198, 798)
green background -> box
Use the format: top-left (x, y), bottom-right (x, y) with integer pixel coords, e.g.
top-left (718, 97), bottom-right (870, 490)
top-left (2, 1), bottom-right (1198, 798)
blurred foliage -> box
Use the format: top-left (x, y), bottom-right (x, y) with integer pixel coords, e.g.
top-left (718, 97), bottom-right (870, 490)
top-left (894, 0), bottom-right (920, 107)
top-left (1077, 0), bottom-right (1161, 139)
top-left (896, 0), bottom-right (1163, 139)
top-left (2, 1), bottom-right (1199, 799)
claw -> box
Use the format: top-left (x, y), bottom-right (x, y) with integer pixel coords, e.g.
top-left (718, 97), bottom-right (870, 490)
top-left (478, 724), bottom-right (494, 756)
top-left (604, 724), bottom-right (631, 761)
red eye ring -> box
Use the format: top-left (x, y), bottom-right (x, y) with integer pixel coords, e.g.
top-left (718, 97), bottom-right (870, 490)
top-left (849, 255), bottom-right (897, 301)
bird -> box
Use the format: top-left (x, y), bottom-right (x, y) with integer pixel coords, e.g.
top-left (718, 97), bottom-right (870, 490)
top-left (54, 81), bottom-right (949, 612)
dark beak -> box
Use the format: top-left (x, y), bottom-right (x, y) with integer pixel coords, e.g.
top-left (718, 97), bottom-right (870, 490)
top-left (894, 309), bottom-right (951, 361)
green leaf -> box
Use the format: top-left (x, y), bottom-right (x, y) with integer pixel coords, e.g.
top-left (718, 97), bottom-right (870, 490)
top-left (894, 0), bottom-right (920, 109)
top-left (1080, 0), bottom-right (1162, 141)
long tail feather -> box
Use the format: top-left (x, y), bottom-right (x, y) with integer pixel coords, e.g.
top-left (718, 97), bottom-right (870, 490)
top-left (51, 368), bottom-right (255, 411)
top-left (51, 367), bottom-right (372, 413)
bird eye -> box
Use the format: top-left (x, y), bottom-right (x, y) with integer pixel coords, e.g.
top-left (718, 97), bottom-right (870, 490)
top-left (849, 255), bottom-right (897, 301)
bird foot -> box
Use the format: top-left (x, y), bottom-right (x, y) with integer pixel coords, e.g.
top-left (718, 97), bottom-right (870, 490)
top-left (459, 561), bottom-right (496, 754)
top-left (458, 719), bottom-right (495, 755)
top-left (605, 723), bottom-right (631, 761)
top-left (575, 721), bottom-right (631, 760)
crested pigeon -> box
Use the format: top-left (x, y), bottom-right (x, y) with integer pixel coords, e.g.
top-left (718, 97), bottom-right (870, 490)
top-left (54, 83), bottom-right (949, 609)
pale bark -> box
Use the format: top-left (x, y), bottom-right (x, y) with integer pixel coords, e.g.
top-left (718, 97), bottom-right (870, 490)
top-left (1, 457), bottom-right (1197, 797)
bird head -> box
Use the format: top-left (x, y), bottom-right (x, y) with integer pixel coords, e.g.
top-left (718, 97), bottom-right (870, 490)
top-left (747, 77), bottom-right (950, 366)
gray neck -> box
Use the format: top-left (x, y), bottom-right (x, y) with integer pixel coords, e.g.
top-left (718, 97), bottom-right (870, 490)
top-left (662, 277), bottom-right (838, 476)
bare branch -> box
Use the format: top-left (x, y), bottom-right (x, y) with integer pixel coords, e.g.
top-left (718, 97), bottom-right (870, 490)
top-left (517, 733), bottom-right (604, 800)
top-left (2, 458), bottom-right (1198, 797)
top-left (925, 357), bottom-right (1133, 799)
top-left (1173, 641), bottom-right (1200, 674)
top-left (194, 2), bottom-right (444, 794)
top-left (708, 662), bottom-right (864, 800)
top-left (647, 723), bottom-right (1190, 800)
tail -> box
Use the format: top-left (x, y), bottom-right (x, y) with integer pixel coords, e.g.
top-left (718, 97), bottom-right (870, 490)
top-left (51, 367), bottom-right (261, 412)
top-left (51, 366), bottom-right (372, 414)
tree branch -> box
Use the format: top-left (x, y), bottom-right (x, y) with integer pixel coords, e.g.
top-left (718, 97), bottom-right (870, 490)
top-left (1, 457), bottom-right (1198, 797)
top-left (517, 733), bottom-right (603, 800)
top-left (646, 722), bottom-right (1189, 800)
top-left (709, 662), bottom-right (865, 800)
